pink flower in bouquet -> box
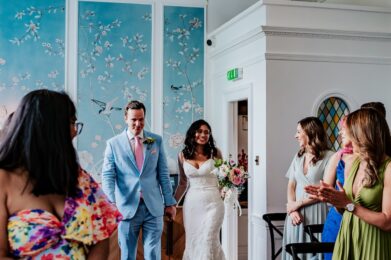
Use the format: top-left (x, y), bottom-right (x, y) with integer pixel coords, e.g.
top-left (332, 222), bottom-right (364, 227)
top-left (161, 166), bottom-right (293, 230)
top-left (229, 168), bottom-right (243, 185)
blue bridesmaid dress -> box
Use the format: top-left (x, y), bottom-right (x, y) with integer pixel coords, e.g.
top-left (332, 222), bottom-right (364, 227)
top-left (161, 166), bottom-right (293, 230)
top-left (321, 159), bottom-right (345, 260)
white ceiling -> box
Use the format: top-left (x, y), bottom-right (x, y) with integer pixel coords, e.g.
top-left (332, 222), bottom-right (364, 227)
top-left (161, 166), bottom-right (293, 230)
top-left (206, 0), bottom-right (258, 33)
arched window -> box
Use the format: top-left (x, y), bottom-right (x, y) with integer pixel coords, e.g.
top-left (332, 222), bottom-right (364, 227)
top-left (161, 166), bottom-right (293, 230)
top-left (317, 97), bottom-right (350, 151)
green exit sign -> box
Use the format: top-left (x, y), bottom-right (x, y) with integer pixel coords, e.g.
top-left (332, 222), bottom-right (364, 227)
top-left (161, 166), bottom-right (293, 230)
top-left (227, 68), bottom-right (243, 81)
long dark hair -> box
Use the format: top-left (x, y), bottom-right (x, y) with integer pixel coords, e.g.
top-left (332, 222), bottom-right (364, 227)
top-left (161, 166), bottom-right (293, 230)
top-left (297, 116), bottom-right (330, 164)
top-left (346, 108), bottom-right (391, 187)
top-left (182, 119), bottom-right (218, 160)
top-left (0, 89), bottom-right (79, 196)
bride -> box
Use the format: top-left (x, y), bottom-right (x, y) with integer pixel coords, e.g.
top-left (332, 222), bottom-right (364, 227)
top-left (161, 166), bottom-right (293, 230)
top-left (174, 119), bottom-right (226, 260)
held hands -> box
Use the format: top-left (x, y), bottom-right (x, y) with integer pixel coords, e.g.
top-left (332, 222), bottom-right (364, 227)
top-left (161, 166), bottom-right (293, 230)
top-left (289, 211), bottom-right (304, 226)
top-left (287, 200), bottom-right (302, 214)
top-left (165, 205), bottom-right (177, 221)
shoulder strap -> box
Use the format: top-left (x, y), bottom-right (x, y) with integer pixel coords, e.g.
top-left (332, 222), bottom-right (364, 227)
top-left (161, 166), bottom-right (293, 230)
top-left (379, 157), bottom-right (391, 179)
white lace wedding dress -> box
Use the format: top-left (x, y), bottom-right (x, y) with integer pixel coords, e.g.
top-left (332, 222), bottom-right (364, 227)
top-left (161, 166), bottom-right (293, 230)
top-left (182, 158), bottom-right (226, 260)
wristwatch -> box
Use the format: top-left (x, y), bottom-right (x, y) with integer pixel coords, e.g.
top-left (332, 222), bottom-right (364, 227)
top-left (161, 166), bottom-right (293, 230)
top-left (345, 203), bottom-right (355, 212)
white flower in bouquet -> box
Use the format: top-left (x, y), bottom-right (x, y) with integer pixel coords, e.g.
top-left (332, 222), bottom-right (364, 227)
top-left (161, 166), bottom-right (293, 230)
top-left (220, 164), bottom-right (229, 177)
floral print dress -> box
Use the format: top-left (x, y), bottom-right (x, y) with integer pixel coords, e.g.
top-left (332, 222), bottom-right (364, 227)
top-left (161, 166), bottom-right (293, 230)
top-left (7, 169), bottom-right (122, 259)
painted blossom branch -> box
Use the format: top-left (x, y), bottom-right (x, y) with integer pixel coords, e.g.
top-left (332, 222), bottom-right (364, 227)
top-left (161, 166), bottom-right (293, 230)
top-left (10, 5), bottom-right (65, 46)
top-left (165, 14), bottom-right (203, 122)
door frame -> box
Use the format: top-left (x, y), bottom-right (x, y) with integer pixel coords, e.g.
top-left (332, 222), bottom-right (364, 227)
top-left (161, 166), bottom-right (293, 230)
top-left (221, 82), bottom-right (253, 260)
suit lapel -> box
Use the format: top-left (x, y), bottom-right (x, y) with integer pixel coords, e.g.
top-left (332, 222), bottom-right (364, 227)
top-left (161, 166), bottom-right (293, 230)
top-left (141, 131), bottom-right (152, 175)
top-left (120, 130), bottom-right (138, 172)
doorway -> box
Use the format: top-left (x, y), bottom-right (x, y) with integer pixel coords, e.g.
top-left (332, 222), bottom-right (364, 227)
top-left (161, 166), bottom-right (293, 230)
top-left (221, 83), bottom-right (253, 260)
top-left (236, 100), bottom-right (248, 260)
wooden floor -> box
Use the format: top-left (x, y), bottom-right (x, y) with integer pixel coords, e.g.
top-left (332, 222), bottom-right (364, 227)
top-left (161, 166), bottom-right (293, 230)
top-left (109, 208), bottom-right (185, 260)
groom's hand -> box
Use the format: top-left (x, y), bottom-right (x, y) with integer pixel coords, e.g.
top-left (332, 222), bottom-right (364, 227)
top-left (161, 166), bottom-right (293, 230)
top-left (165, 206), bottom-right (177, 221)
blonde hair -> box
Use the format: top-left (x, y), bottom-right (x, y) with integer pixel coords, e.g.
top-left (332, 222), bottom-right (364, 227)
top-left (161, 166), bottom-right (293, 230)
top-left (347, 108), bottom-right (391, 187)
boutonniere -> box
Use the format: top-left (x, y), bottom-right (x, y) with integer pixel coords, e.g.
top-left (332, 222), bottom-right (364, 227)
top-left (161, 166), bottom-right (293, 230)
top-left (143, 137), bottom-right (156, 149)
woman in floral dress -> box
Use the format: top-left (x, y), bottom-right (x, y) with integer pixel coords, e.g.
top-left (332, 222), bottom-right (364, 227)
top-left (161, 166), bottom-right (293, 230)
top-left (0, 90), bottom-right (121, 259)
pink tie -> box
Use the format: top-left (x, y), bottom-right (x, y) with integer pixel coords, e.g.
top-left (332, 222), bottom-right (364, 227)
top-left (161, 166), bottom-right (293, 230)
top-left (134, 136), bottom-right (144, 172)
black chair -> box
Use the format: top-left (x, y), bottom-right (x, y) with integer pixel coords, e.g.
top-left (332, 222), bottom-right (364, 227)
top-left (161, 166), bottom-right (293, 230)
top-left (304, 224), bottom-right (324, 243)
top-left (285, 242), bottom-right (335, 260)
top-left (263, 213), bottom-right (287, 260)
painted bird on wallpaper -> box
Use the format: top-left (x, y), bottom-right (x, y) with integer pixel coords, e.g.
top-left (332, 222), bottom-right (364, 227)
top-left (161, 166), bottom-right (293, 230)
top-left (91, 98), bottom-right (122, 115)
top-left (170, 84), bottom-right (184, 91)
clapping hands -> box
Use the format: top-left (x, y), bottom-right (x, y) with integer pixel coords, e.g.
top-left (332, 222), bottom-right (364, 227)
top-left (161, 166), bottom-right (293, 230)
top-left (304, 180), bottom-right (352, 209)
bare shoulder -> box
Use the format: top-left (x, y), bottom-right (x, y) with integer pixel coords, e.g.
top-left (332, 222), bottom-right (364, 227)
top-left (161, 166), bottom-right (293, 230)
top-left (385, 157), bottom-right (391, 174)
top-left (0, 169), bottom-right (11, 210)
top-left (215, 148), bottom-right (223, 160)
top-left (329, 152), bottom-right (340, 164)
top-left (0, 169), bottom-right (11, 190)
top-left (0, 169), bottom-right (25, 195)
top-left (383, 158), bottom-right (391, 186)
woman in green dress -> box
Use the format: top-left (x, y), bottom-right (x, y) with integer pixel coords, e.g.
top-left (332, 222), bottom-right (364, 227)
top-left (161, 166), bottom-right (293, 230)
top-left (312, 108), bottom-right (391, 259)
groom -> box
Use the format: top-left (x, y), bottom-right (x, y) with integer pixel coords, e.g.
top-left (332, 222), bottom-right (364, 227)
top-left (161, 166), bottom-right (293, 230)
top-left (102, 100), bottom-right (177, 260)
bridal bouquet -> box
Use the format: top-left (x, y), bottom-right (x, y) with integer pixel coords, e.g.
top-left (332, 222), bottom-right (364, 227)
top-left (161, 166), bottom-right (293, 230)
top-left (212, 157), bottom-right (249, 215)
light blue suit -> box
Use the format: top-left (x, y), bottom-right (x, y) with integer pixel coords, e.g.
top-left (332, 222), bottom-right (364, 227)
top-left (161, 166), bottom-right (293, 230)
top-left (102, 130), bottom-right (176, 260)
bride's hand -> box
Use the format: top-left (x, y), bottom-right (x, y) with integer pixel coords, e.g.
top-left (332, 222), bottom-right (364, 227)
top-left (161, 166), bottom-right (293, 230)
top-left (165, 206), bottom-right (177, 221)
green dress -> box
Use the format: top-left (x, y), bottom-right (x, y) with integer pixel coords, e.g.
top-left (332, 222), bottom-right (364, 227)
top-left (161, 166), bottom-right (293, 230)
top-left (333, 158), bottom-right (391, 260)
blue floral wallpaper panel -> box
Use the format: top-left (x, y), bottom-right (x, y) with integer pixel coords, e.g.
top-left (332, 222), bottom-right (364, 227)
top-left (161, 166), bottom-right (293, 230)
top-left (163, 6), bottom-right (204, 174)
top-left (0, 1), bottom-right (65, 128)
top-left (77, 2), bottom-right (152, 180)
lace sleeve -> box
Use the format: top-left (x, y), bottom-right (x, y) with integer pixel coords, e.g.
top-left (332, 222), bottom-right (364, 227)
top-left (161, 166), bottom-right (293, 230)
top-left (174, 152), bottom-right (188, 205)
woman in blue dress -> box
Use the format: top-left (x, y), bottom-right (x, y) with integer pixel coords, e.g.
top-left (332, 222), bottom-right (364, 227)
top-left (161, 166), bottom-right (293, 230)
top-left (318, 117), bottom-right (354, 260)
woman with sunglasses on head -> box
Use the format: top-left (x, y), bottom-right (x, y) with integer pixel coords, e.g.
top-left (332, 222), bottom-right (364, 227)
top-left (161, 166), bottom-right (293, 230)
top-left (174, 119), bottom-right (225, 260)
top-left (0, 89), bottom-right (121, 259)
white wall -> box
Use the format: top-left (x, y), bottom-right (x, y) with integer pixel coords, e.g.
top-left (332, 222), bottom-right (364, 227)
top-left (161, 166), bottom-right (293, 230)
top-left (267, 61), bottom-right (391, 212)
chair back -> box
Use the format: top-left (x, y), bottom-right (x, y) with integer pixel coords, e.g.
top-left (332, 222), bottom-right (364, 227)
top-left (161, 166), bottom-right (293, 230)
top-left (262, 213), bottom-right (287, 260)
top-left (285, 242), bottom-right (334, 260)
top-left (304, 224), bottom-right (324, 243)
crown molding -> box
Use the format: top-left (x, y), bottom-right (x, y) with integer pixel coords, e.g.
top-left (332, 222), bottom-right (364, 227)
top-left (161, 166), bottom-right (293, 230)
top-left (265, 52), bottom-right (391, 65)
top-left (262, 26), bottom-right (391, 42)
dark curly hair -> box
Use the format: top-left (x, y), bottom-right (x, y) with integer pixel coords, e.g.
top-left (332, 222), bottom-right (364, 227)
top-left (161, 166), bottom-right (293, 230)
top-left (0, 89), bottom-right (79, 196)
top-left (297, 116), bottom-right (330, 164)
top-left (360, 102), bottom-right (386, 118)
top-left (182, 119), bottom-right (218, 160)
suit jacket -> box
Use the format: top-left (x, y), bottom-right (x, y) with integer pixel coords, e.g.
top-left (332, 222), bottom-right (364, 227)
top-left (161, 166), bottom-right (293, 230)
top-left (102, 130), bottom-right (176, 219)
